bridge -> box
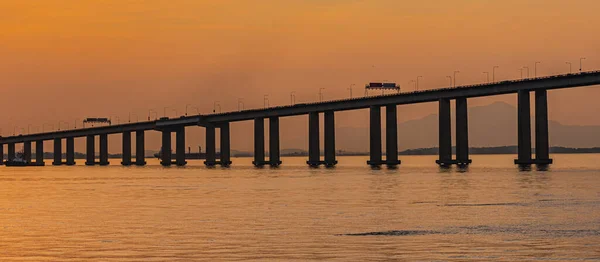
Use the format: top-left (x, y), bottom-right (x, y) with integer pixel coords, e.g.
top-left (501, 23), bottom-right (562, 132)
top-left (2, 71), bottom-right (600, 167)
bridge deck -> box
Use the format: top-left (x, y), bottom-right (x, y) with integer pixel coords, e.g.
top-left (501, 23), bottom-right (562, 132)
top-left (2, 71), bottom-right (600, 144)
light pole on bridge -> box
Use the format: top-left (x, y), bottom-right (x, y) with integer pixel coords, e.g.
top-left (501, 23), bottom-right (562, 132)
top-left (290, 92), bottom-right (296, 105)
top-left (148, 109), bottom-right (157, 120)
top-left (348, 84), bottom-right (355, 98)
top-left (493, 66), bottom-right (499, 82)
top-left (445, 76), bottom-right (452, 87)
top-left (580, 57), bottom-right (586, 72)
top-left (523, 66), bottom-right (529, 78)
top-left (238, 98), bottom-right (244, 111)
top-left (534, 62), bottom-right (541, 78)
top-left (453, 71), bottom-right (460, 87)
top-left (319, 88), bottom-right (325, 102)
top-left (519, 68), bottom-right (524, 79)
top-left (566, 62), bottom-right (572, 74)
top-left (416, 76), bottom-right (423, 91)
top-left (263, 95), bottom-right (269, 108)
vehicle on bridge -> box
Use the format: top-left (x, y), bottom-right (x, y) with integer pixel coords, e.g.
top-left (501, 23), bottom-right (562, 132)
top-left (365, 82), bottom-right (400, 95)
top-left (83, 118), bottom-right (111, 127)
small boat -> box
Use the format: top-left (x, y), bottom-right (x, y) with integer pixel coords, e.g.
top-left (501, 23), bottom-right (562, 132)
top-left (5, 151), bottom-right (30, 167)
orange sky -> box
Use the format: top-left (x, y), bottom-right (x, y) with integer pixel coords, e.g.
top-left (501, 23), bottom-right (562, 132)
top-left (1, 0), bottom-right (599, 151)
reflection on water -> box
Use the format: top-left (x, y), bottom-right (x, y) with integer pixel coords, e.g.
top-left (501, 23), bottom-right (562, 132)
top-left (0, 154), bottom-right (599, 261)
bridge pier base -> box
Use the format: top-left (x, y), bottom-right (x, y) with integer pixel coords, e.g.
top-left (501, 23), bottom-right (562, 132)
top-left (436, 98), bottom-right (454, 166)
top-left (0, 144), bottom-right (4, 165)
top-left (455, 98), bottom-right (472, 166)
top-left (85, 135), bottom-right (95, 166)
top-left (99, 134), bottom-right (109, 166)
top-left (23, 141), bottom-right (32, 163)
top-left (268, 117), bottom-right (282, 167)
top-left (121, 131), bottom-right (132, 166)
top-left (161, 130), bottom-right (172, 166)
top-left (324, 111), bottom-right (337, 167)
top-left (514, 90), bottom-right (553, 165)
top-left (52, 138), bottom-right (62, 166)
top-left (204, 126), bottom-right (217, 166)
top-left (385, 105), bottom-right (401, 166)
top-left (8, 143), bottom-right (15, 162)
top-left (535, 90), bottom-right (553, 165)
top-left (367, 106), bottom-right (383, 166)
top-left (66, 137), bottom-right (75, 165)
top-left (135, 131), bottom-right (146, 166)
top-left (253, 118), bottom-right (266, 166)
top-left (176, 127), bottom-right (187, 166)
top-left (219, 123), bottom-right (232, 167)
top-left (36, 141), bottom-right (44, 166)
top-left (307, 112), bottom-right (323, 167)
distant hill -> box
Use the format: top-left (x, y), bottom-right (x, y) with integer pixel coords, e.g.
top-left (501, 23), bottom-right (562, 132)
top-left (335, 102), bottom-right (600, 151)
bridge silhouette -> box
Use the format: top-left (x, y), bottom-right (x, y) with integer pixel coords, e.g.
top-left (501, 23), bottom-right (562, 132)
top-left (2, 71), bottom-right (600, 168)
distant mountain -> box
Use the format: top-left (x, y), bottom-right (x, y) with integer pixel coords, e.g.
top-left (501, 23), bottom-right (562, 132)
top-left (335, 102), bottom-right (600, 151)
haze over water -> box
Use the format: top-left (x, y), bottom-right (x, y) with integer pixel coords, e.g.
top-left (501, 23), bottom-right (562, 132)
top-left (0, 154), bottom-right (598, 261)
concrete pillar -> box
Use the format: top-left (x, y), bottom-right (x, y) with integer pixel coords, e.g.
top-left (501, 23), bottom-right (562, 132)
top-left (385, 105), bottom-right (400, 166)
top-left (135, 131), bottom-right (146, 166)
top-left (515, 90), bottom-right (532, 165)
top-left (85, 135), bottom-right (95, 165)
top-left (220, 122), bottom-right (232, 166)
top-left (160, 130), bottom-right (172, 166)
top-left (175, 127), bottom-right (187, 166)
top-left (52, 138), bottom-right (62, 165)
top-left (8, 143), bottom-right (15, 161)
top-left (204, 126), bottom-right (216, 166)
top-left (436, 98), bottom-right (452, 166)
top-left (368, 106), bottom-right (382, 166)
top-left (253, 118), bottom-right (265, 166)
top-left (307, 112), bottom-right (321, 166)
top-left (66, 137), bottom-right (75, 165)
top-left (456, 98), bottom-right (471, 165)
top-left (36, 141), bottom-right (44, 165)
top-left (122, 131), bottom-right (132, 166)
top-left (23, 141), bottom-right (32, 163)
top-left (535, 89), bottom-right (553, 165)
top-left (324, 111), bottom-right (337, 167)
top-left (0, 144), bottom-right (4, 165)
top-left (269, 117), bottom-right (281, 166)
top-left (99, 134), bottom-right (109, 165)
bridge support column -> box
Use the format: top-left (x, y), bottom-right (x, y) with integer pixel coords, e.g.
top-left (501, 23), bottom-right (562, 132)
top-left (436, 98), bottom-right (453, 166)
top-left (176, 127), bottom-right (187, 166)
top-left (515, 91), bottom-right (533, 165)
top-left (66, 137), bottom-right (75, 165)
top-left (85, 135), bottom-right (95, 165)
top-left (135, 131), bottom-right (146, 166)
top-left (36, 141), bottom-right (44, 165)
top-left (253, 118), bottom-right (266, 166)
top-left (0, 144), bottom-right (4, 165)
top-left (8, 143), bottom-right (15, 162)
top-left (23, 141), bottom-right (32, 163)
top-left (455, 98), bottom-right (472, 166)
top-left (324, 111), bottom-right (337, 167)
top-left (99, 134), bottom-right (109, 165)
top-left (52, 138), bottom-right (62, 166)
top-left (269, 117), bottom-right (281, 167)
top-left (204, 126), bottom-right (217, 166)
top-left (385, 105), bottom-right (401, 166)
top-left (220, 123), bottom-right (232, 167)
top-left (160, 130), bottom-right (172, 166)
top-left (535, 89), bottom-right (553, 165)
top-left (367, 106), bottom-right (382, 166)
top-left (121, 131), bottom-right (132, 166)
top-left (307, 112), bottom-right (322, 167)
